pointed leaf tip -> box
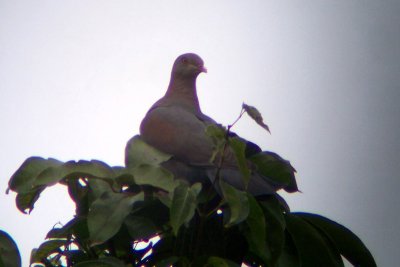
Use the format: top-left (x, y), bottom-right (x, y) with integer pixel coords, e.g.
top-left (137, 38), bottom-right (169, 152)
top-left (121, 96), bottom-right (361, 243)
top-left (242, 103), bottom-right (271, 133)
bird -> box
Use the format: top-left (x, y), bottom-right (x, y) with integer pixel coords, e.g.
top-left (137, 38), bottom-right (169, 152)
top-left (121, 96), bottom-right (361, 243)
top-left (139, 53), bottom-right (290, 196)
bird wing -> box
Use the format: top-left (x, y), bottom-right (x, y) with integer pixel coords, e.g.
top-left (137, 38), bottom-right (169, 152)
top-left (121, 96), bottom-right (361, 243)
top-left (140, 104), bottom-right (216, 166)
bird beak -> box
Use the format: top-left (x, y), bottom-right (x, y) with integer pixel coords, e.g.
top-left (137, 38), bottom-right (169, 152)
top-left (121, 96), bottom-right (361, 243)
top-left (200, 66), bottom-right (207, 73)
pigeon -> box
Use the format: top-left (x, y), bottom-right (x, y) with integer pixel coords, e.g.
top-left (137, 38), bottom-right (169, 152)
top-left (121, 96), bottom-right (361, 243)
top-left (139, 53), bottom-right (284, 196)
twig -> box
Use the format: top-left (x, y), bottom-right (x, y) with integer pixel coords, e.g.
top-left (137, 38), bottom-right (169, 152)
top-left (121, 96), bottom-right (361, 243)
top-left (205, 107), bottom-right (246, 210)
top-left (228, 108), bottom-right (246, 130)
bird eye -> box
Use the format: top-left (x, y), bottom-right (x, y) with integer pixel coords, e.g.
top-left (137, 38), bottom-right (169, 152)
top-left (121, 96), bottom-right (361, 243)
top-left (181, 57), bottom-right (188, 64)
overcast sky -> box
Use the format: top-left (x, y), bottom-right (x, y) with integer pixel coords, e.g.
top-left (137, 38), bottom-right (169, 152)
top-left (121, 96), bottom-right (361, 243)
top-left (1, 1), bottom-right (399, 266)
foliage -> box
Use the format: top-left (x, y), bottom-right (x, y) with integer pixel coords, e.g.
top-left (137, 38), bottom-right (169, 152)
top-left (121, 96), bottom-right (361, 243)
top-left (4, 104), bottom-right (376, 267)
top-left (0, 230), bottom-right (21, 267)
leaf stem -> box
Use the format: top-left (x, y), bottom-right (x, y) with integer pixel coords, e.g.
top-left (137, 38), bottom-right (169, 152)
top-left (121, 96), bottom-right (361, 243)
top-left (228, 107), bottom-right (246, 130)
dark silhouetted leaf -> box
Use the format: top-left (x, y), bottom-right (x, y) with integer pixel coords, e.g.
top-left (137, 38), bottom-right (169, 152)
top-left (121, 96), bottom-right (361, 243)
top-left (73, 257), bottom-right (126, 267)
top-left (0, 230), bottom-right (21, 267)
top-left (276, 232), bottom-right (300, 267)
top-left (88, 191), bottom-right (144, 245)
top-left (124, 215), bottom-right (158, 240)
top-left (170, 182), bottom-right (201, 235)
top-left (242, 103), bottom-right (270, 133)
top-left (258, 195), bottom-right (286, 265)
top-left (125, 135), bottom-right (171, 168)
top-left (244, 194), bottom-right (269, 264)
top-left (296, 212), bottom-right (377, 267)
top-left (220, 181), bottom-right (249, 226)
top-left (250, 151), bottom-right (297, 191)
top-left (154, 256), bottom-right (180, 267)
top-left (285, 213), bottom-right (344, 267)
top-left (207, 256), bottom-right (240, 267)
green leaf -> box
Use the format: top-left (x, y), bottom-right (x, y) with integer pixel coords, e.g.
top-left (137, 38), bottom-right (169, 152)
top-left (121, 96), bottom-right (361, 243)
top-left (34, 160), bottom-right (115, 188)
top-left (73, 257), bottom-right (126, 267)
top-left (8, 157), bottom-right (63, 193)
top-left (249, 152), bottom-right (297, 190)
top-left (46, 217), bottom-right (88, 240)
top-left (0, 230), bottom-right (21, 267)
top-left (244, 194), bottom-right (269, 263)
top-left (285, 213), bottom-right (344, 267)
top-left (124, 215), bottom-right (158, 240)
top-left (88, 178), bottom-right (115, 200)
top-left (259, 195), bottom-right (286, 265)
top-left (219, 181), bottom-right (249, 227)
top-left (205, 124), bottom-right (227, 163)
top-left (131, 164), bottom-right (177, 192)
top-left (15, 186), bottom-right (45, 214)
top-left (125, 135), bottom-right (172, 168)
top-left (154, 256), bottom-right (180, 267)
top-left (88, 191), bottom-right (144, 245)
top-left (206, 256), bottom-right (240, 267)
top-left (229, 137), bottom-right (251, 189)
top-left (170, 182), bottom-right (201, 236)
top-left (242, 103), bottom-right (270, 133)
top-left (30, 239), bottom-right (66, 264)
top-left (276, 232), bottom-right (300, 267)
top-left (296, 212), bottom-right (377, 267)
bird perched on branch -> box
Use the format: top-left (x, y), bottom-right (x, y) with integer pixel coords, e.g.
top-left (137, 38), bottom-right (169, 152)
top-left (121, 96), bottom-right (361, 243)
top-left (140, 53), bottom-right (295, 196)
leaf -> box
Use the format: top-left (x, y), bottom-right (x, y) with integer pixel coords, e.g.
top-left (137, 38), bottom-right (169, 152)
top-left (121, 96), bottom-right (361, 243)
top-left (229, 137), bottom-right (251, 189)
top-left (125, 135), bottom-right (171, 168)
top-left (285, 213), bottom-right (344, 267)
top-left (124, 215), bottom-right (159, 240)
top-left (296, 212), bottom-right (377, 267)
top-left (88, 178), bottom-right (115, 200)
top-left (131, 164), bottom-right (177, 192)
top-left (154, 256), bottom-right (180, 267)
top-left (15, 186), bottom-right (45, 214)
top-left (0, 230), bottom-right (21, 267)
top-left (87, 191), bottom-right (144, 245)
top-left (205, 124), bottom-right (227, 163)
top-left (34, 160), bottom-right (115, 188)
top-left (219, 181), bottom-right (249, 227)
top-left (30, 239), bottom-right (66, 264)
top-left (73, 257), bottom-right (126, 267)
top-left (62, 250), bottom-right (89, 265)
top-left (206, 256), bottom-right (240, 267)
top-left (242, 103), bottom-right (270, 133)
top-left (259, 195), bottom-right (286, 265)
top-left (276, 232), bottom-right (300, 267)
top-left (244, 194), bottom-right (269, 264)
top-left (8, 157), bottom-right (63, 193)
top-left (249, 151), bottom-right (297, 191)
top-left (170, 182), bottom-right (201, 235)
top-left (46, 217), bottom-right (89, 240)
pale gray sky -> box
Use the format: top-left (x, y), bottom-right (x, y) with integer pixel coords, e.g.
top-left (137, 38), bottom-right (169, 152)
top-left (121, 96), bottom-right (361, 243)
top-left (1, 1), bottom-right (399, 266)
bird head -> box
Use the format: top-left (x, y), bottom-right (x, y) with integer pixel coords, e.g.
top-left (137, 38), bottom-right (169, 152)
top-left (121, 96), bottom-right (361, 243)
top-left (171, 53), bottom-right (207, 79)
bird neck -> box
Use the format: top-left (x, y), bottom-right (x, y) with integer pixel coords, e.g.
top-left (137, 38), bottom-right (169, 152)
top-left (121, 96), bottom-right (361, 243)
top-left (165, 77), bottom-right (201, 112)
